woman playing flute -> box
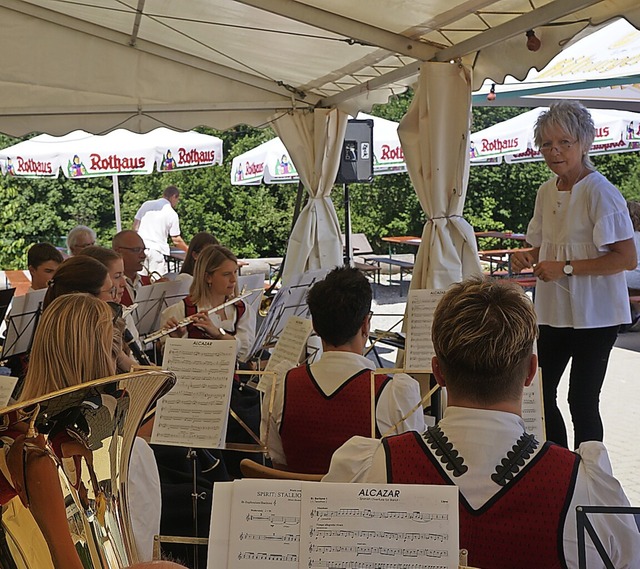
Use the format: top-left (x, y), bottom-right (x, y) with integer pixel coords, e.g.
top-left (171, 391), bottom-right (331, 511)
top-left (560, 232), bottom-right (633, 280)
top-left (160, 244), bottom-right (256, 365)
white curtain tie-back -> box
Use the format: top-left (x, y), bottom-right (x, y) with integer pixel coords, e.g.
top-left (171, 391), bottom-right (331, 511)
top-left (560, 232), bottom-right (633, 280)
top-left (428, 214), bottom-right (464, 221)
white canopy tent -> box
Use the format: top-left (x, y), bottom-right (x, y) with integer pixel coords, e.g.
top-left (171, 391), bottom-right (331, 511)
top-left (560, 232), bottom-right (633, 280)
top-left (1, 1), bottom-right (640, 290)
top-left (469, 107), bottom-right (640, 164)
top-left (0, 128), bottom-right (223, 230)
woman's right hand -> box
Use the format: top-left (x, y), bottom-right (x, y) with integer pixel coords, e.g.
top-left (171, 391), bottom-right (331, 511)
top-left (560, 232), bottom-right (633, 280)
top-left (165, 317), bottom-right (186, 338)
top-left (511, 250), bottom-right (537, 274)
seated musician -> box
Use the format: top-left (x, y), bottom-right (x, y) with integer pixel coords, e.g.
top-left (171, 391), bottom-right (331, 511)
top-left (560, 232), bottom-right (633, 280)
top-left (160, 244), bottom-right (255, 362)
top-left (0, 294), bottom-right (162, 566)
top-left (27, 242), bottom-right (63, 291)
top-left (175, 230), bottom-right (219, 286)
top-left (112, 230), bottom-right (152, 306)
top-left (324, 277), bottom-right (640, 568)
top-left (260, 266), bottom-right (425, 475)
top-left (80, 245), bottom-right (148, 365)
top-left (44, 255), bottom-right (137, 374)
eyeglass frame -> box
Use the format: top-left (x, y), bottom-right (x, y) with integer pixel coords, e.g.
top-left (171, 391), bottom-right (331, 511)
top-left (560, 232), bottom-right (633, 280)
top-left (100, 285), bottom-right (119, 300)
top-left (539, 139), bottom-right (577, 154)
top-left (117, 246), bottom-right (149, 254)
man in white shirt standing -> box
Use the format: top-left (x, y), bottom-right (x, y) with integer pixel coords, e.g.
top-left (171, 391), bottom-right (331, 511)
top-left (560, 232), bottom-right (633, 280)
top-left (133, 185), bottom-right (188, 276)
top-left (324, 277), bottom-right (640, 569)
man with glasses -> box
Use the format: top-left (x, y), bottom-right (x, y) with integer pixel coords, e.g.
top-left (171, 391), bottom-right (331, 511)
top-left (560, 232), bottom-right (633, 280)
top-left (133, 185), bottom-right (188, 277)
top-left (112, 230), bottom-right (152, 307)
top-left (260, 266), bottom-right (425, 475)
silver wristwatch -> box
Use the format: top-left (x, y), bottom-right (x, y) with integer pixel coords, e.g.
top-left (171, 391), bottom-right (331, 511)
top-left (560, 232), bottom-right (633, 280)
top-left (563, 260), bottom-right (574, 277)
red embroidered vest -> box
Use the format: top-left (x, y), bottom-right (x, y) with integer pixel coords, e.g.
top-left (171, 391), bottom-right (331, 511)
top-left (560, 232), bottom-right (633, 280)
top-left (182, 296), bottom-right (246, 339)
top-left (279, 366), bottom-right (391, 474)
top-left (383, 431), bottom-right (579, 569)
top-left (121, 275), bottom-right (151, 307)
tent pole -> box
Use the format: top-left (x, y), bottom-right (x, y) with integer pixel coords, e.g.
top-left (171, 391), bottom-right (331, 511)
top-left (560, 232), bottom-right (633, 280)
top-left (343, 183), bottom-right (353, 266)
top-left (112, 174), bottom-right (122, 232)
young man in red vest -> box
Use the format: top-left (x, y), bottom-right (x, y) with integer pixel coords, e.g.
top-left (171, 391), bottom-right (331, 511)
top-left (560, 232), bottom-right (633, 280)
top-left (324, 277), bottom-right (640, 568)
top-left (260, 266), bottom-right (425, 475)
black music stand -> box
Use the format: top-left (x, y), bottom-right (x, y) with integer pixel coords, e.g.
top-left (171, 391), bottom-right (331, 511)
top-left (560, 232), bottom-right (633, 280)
top-left (0, 288), bottom-right (15, 328)
top-left (1, 289), bottom-right (44, 363)
top-left (249, 269), bottom-right (328, 359)
top-left (576, 505), bottom-right (640, 568)
top-left (134, 279), bottom-right (190, 337)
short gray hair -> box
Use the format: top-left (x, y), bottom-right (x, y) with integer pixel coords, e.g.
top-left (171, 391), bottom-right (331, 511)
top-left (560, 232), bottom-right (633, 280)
top-left (534, 101), bottom-right (595, 168)
top-left (67, 225), bottom-right (96, 249)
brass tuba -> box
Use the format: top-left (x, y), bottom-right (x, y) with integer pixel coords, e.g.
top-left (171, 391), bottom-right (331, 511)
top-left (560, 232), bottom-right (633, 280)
top-left (0, 370), bottom-right (175, 568)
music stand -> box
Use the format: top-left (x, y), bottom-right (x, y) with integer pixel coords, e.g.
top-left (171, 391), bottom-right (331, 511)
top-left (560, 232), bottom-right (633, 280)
top-left (0, 288), bottom-right (15, 326)
top-left (133, 279), bottom-right (190, 337)
top-left (1, 288), bottom-right (45, 362)
top-left (249, 269), bottom-right (328, 358)
top-left (576, 505), bottom-right (640, 568)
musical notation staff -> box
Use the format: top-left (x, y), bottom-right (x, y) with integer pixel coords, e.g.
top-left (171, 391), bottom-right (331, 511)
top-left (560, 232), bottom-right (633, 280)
top-left (308, 529), bottom-right (447, 542)
top-left (309, 544), bottom-right (448, 558)
top-left (310, 509), bottom-right (448, 523)
top-left (308, 562), bottom-right (447, 569)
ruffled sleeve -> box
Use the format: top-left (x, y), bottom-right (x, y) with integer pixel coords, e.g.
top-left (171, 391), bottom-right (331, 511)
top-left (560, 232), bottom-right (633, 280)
top-left (589, 175), bottom-right (633, 250)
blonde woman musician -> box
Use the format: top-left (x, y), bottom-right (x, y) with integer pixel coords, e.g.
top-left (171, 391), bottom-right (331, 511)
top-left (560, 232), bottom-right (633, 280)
top-left (16, 294), bottom-right (162, 563)
top-left (161, 244), bottom-right (255, 362)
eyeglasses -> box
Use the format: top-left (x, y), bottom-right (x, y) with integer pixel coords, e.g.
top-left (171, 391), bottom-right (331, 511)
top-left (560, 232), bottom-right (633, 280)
top-left (118, 246), bottom-right (148, 254)
top-left (539, 139), bottom-right (576, 154)
top-left (100, 285), bottom-right (118, 299)
top-left (75, 241), bottom-right (95, 249)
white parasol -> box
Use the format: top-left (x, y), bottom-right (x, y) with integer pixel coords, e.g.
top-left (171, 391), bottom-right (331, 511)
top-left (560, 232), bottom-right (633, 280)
top-left (0, 128), bottom-right (223, 231)
top-left (469, 107), bottom-right (640, 165)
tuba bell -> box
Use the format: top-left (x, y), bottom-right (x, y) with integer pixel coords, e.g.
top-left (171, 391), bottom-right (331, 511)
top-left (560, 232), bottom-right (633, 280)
top-left (0, 370), bottom-right (176, 568)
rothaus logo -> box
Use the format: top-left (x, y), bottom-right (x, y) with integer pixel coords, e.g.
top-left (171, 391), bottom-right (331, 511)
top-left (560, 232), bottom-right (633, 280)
top-left (179, 148), bottom-right (216, 165)
top-left (16, 156), bottom-right (54, 175)
top-left (89, 154), bottom-right (146, 172)
top-left (481, 137), bottom-right (519, 153)
top-left (380, 144), bottom-right (404, 161)
top-left (245, 161), bottom-right (264, 176)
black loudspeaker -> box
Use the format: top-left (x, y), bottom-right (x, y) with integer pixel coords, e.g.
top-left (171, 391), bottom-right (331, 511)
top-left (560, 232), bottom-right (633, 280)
top-left (336, 118), bottom-right (374, 184)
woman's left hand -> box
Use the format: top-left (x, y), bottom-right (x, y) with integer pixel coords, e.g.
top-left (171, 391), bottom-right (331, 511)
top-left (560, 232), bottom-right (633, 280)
top-left (533, 260), bottom-right (565, 282)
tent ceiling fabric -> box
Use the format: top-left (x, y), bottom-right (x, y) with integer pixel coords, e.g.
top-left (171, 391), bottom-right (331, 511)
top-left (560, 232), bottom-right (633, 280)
top-left (2, 0), bottom-right (640, 136)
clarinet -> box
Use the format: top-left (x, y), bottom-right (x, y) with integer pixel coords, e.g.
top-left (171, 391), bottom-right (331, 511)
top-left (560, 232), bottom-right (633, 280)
top-left (123, 327), bottom-right (152, 366)
top-left (107, 301), bottom-right (152, 366)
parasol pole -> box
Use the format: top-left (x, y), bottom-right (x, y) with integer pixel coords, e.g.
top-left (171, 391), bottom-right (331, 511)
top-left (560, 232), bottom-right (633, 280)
top-left (112, 174), bottom-right (122, 232)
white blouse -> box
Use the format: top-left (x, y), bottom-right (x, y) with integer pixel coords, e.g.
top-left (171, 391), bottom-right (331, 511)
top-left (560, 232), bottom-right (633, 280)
top-left (526, 171), bottom-right (633, 328)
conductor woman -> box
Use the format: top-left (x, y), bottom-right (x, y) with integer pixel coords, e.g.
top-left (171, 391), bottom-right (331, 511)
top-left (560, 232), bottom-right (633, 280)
top-left (511, 101), bottom-right (636, 448)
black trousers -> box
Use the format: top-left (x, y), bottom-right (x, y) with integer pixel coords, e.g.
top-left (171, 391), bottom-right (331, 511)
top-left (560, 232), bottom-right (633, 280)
top-left (537, 324), bottom-right (619, 448)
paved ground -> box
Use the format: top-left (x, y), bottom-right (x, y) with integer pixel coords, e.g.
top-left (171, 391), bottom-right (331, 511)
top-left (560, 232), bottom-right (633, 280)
top-left (367, 273), bottom-right (640, 505)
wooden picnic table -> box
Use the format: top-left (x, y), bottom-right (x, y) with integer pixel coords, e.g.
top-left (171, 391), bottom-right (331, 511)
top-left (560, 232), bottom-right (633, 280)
top-left (479, 247), bottom-right (533, 278)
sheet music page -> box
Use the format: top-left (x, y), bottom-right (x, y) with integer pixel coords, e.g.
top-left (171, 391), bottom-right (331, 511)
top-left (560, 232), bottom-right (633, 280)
top-left (151, 338), bottom-right (236, 448)
top-left (264, 316), bottom-right (312, 372)
top-left (208, 481), bottom-right (234, 569)
top-left (405, 289), bottom-right (446, 370)
top-left (300, 482), bottom-right (459, 569)
top-left (0, 376), bottom-right (18, 407)
top-left (523, 369), bottom-right (545, 442)
top-left (227, 479), bottom-right (303, 568)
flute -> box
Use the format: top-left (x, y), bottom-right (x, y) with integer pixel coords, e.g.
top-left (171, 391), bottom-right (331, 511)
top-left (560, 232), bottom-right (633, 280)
top-left (141, 288), bottom-right (256, 344)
